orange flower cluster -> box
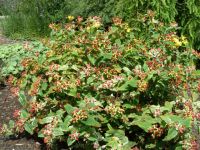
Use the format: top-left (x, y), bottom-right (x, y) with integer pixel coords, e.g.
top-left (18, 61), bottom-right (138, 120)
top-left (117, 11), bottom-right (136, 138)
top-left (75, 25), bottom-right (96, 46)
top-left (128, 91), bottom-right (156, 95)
top-left (133, 68), bottom-right (147, 80)
top-left (21, 58), bottom-right (32, 68)
top-left (112, 17), bottom-right (122, 26)
top-left (69, 131), bottom-right (80, 141)
top-left (148, 124), bottom-right (164, 139)
top-left (10, 86), bottom-right (20, 97)
top-left (7, 75), bottom-right (14, 85)
top-left (137, 80), bottom-right (148, 92)
top-left (42, 118), bottom-right (58, 143)
top-left (15, 119), bottom-right (26, 133)
top-left (175, 123), bottom-right (185, 134)
top-left (29, 76), bottom-right (42, 96)
top-left (192, 50), bottom-right (200, 58)
top-left (71, 109), bottom-right (88, 123)
top-left (104, 104), bottom-right (124, 117)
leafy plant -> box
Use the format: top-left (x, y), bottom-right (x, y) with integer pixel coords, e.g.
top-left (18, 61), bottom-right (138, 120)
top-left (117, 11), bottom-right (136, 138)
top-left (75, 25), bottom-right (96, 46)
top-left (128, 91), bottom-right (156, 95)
top-left (0, 42), bottom-right (47, 76)
top-left (1, 13), bottom-right (200, 149)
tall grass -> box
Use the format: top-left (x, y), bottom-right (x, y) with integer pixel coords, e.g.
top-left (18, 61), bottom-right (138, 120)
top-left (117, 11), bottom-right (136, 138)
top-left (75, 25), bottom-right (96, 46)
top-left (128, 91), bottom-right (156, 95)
top-left (0, 0), bottom-right (91, 39)
top-left (1, 0), bottom-right (53, 39)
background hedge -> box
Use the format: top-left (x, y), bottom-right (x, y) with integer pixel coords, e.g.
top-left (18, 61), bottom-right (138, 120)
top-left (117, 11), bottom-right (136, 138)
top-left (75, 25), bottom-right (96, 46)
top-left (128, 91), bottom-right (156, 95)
top-left (0, 0), bottom-right (200, 50)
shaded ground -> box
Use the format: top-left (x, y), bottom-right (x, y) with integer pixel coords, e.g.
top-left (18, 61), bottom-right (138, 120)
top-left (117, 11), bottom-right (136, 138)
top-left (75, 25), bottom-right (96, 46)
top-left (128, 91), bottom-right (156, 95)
top-left (0, 85), bottom-right (20, 125)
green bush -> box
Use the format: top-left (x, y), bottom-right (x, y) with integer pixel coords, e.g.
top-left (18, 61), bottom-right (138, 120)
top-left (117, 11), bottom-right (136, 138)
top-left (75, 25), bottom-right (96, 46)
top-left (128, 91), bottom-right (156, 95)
top-left (1, 14), bottom-right (200, 149)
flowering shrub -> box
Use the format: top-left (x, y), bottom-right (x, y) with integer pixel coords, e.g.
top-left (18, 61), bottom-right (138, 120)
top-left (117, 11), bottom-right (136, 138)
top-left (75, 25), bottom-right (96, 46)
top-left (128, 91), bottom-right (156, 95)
top-left (1, 13), bottom-right (200, 149)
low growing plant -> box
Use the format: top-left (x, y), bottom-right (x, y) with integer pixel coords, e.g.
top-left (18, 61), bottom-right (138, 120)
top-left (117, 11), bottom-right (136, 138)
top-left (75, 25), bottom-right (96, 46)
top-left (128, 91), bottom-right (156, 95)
top-left (0, 42), bottom-right (48, 76)
top-left (1, 14), bottom-right (200, 149)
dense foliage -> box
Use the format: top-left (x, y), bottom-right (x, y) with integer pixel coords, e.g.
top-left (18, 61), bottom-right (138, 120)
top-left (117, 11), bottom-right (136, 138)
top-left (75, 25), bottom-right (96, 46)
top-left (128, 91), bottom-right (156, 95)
top-left (0, 42), bottom-right (47, 84)
top-left (1, 14), bottom-right (200, 149)
top-left (0, 43), bottom-right (43, 75)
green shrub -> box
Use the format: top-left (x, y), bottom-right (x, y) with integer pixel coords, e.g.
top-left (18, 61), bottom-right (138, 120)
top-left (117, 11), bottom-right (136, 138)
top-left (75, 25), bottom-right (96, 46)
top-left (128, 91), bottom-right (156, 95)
top-left (1, 14), bottom-right (200, 149)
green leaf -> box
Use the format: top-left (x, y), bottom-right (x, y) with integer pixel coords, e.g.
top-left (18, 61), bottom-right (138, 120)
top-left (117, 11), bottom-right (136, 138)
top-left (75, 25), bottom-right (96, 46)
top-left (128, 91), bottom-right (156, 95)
top-left (102, 52), bottom-right (113, 60)
top-left (111, 26), bottom-right (118, 32)
top-left (124, 141), bottom-right (137, 150)
top-left (161, 114), bottom-right (191, 128)
top-left (56, 109), bottom-right (65, 116)
top-left (132, 115), bottom-right (160, 132)
top-left (115, 39), bottom-right (121, 46)
top-left (20, 110), bottom-right (30, 119)
top-left (152, 33), bottom-right (160, 39)
top-left (123, 103), bottom-right (132, 109)
top-left (107, 123), bottom-right (113, 130)
top-left (39, 116), bottom-right (54, 124)
top-left (24, 118), bottom-right (38, 135)
top-left (192, 70), bottom-right (200, 76)
top-left (64, 115), bottom-right (72, 123)
top-left (9, 120), bottom-right (15, 128)
top-left (175, 145), bottom-right (183, 150)
top-left (87, 76), bottom-right (94, 84)
top-left (143, 63), bottom-right (149, 72)
top-left (41, 82), bottom-right (48, 90)
top-left (38, 55), bottom-right (46, 64)
top-left (117, 78), bottom-right (137, 91)
top-left (145, 143), bottom-right (156, 149)
top-left (64, 104), bottom-right (74, 114)
top-left (68, 88), bottom-right (77, 97)
top-left (163, 127), bottom-right (178, 141)
top-left (24, 123), bottom-right (34, 135)
top-left (67, 137), bottom-right (76, 146)
top-left (58, 65), bottom-right (69, 71)
top-left (81, 116), bottom-right (101, 127)
top-left (38, 130), bottom-right (44, 138)
top-left (48, 77), bottom-right (53, 82)
top-left (88, 55), bottom-right (95, 65)
top-left (88, 136), bottom-right (97, 141)
top-left (123, 67), bottom-right (132, 75)
top-left (52, 128), bottom-right (64, 137)
top-left (162, 101), bottom-right (174, 112)
top-left (18, 92), bottom-right (27, 107)
top-left (60, 116), bottom-right (72, 132)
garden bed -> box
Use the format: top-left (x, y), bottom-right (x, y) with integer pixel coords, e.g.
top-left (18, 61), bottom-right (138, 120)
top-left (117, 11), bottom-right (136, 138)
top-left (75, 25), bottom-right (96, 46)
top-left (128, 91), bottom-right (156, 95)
top-left (0, 32), bottom-right (43, 149)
